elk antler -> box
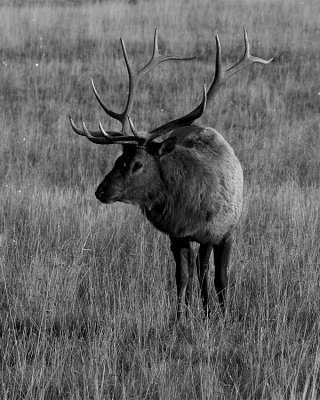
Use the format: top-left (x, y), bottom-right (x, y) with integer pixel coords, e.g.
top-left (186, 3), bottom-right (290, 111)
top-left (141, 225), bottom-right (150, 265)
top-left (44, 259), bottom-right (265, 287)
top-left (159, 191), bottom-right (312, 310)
top-left (147, 28), bottom-right (273, 142)
top-left (69, 29), bottom-right (197, 145)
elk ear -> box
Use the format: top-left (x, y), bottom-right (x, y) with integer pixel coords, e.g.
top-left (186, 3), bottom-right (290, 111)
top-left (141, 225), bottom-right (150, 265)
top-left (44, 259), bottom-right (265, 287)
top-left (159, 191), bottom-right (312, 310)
top-left (156, 137), bottom-right (177, 158)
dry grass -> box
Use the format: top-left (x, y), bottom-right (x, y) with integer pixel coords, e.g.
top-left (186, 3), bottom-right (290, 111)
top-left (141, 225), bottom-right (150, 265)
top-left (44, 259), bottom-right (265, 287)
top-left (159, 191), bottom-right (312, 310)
top-left (0, 0), bottom-right (320, 398)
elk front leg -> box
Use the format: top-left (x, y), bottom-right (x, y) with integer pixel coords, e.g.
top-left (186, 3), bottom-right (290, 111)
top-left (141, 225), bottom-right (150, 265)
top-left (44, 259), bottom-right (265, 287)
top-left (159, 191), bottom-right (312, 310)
top-left (170, 238), bottom-right (192, 320)
top-left (186, 244), bottom-right (195, 313)
top-left (197, 243), bottom-right (213, 318)
top-left (213, 232), bottom-right (233, 313)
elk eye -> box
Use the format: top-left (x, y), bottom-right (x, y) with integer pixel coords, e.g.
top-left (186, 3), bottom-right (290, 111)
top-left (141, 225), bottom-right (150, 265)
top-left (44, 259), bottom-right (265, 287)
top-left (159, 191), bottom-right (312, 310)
top-left (132, 161), bottom-right (143, 173)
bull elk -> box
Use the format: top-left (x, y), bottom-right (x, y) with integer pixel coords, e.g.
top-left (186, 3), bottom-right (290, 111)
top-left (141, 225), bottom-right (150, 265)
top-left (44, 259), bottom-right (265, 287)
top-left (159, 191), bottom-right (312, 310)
top-left (69, 29), bottom-right (272, 320)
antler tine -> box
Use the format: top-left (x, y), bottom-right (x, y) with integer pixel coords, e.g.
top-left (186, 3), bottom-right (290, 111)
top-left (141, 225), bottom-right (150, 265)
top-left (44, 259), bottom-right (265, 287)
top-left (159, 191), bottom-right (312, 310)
top-left (90, 36), bottom-right (135, 135)
top-left (128, 116), bottom-right (140, 137)
top-left (70, 118), bottom-right (141, 145)
top-left (69, 115), bottom-right (109, 138)
top-left (69, 115), bottom-right (86, 136)
top-left (120, 38), bottom-right (133, 80)
top-left (138, 29), bottom-right (197, 78)
top-left (98, 121), bottom-right (116, 140)
top-left (146, 28), bottom-right (272, 142)
top-left (152, 28), bottom-right (159, 57)
top-left (80, 119), bottom-right (115, 144)
top-left (91, 78), bottom-right (120, 121)
top-left (69, 114), bottom-right (132, 143)
top-left (99, 121), bottom-right (144, 145)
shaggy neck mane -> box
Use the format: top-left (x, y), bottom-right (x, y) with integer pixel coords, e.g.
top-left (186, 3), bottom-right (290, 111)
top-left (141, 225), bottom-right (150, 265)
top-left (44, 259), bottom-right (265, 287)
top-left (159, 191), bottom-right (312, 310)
top-left (142, 146), bottom-right (197, 235)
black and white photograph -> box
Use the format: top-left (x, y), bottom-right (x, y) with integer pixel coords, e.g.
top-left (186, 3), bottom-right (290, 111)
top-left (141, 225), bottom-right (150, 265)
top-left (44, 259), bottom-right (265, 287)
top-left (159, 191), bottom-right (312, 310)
top-left (0, 0), bottom-right (319, 398)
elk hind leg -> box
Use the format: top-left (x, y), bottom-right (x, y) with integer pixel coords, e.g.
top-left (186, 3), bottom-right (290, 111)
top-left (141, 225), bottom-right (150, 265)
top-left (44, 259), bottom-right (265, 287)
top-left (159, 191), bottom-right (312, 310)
top-left (213, 232), bottom-right (233, 313)
top-left (185, 243), bottom-right (196, 315)
top-left (197, 243), bottom-right (213, 318)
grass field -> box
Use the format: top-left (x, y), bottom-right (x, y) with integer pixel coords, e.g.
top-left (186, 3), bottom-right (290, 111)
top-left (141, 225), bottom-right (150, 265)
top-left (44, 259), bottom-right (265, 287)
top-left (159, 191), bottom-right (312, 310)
top-left (0, 0), bottom-right (320, 398)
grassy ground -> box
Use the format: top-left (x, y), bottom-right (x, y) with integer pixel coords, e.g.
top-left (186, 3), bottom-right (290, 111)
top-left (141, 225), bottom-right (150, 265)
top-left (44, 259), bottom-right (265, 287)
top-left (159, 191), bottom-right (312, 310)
top-left (0, 0), bottom-right (320, 398)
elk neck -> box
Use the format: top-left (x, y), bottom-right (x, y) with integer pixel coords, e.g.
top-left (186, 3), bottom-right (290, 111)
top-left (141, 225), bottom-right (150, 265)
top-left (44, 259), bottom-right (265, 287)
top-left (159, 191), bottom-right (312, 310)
top-left (141, 146), bottom-right (203, 237)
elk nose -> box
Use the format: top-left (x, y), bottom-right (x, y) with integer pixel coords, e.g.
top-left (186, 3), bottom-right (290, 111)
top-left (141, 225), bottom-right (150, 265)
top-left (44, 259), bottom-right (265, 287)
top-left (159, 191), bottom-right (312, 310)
top-left (95, 187), bottom-right (105, 201)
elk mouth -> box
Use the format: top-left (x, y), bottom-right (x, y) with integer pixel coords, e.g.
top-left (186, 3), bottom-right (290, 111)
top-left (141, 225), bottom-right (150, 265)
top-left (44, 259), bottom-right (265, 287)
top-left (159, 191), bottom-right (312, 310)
top-left (95, 188), bottom-right (122, 204)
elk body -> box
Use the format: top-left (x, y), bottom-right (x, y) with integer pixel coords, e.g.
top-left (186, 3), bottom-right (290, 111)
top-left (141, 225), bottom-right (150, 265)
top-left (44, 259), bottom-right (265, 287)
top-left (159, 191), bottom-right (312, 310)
top-left (69, 29), bottom-right (272, 319)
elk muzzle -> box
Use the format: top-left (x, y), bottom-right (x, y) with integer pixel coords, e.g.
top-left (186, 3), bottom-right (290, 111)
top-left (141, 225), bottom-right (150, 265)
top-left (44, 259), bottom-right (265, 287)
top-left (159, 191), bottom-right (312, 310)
top-left (95, 186), bottom-right (108, 203)
top-left (95, 182), bottom-right (121, 204)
